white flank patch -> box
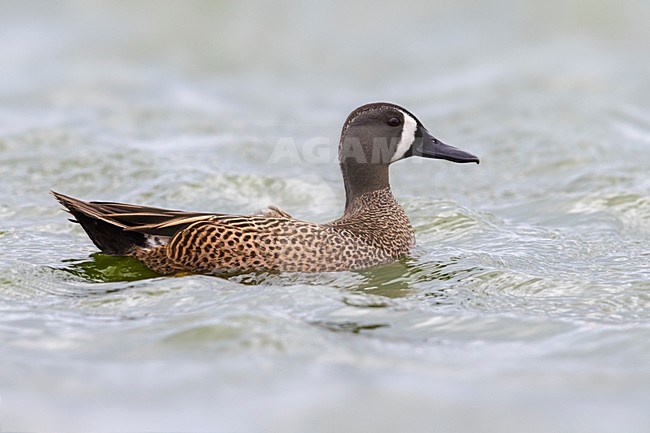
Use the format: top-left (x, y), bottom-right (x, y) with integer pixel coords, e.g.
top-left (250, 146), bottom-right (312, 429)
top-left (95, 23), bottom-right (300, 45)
top-left (144, 234), bottom-right (171, 248)
top-left (390, 110), bottom-right (418, 162)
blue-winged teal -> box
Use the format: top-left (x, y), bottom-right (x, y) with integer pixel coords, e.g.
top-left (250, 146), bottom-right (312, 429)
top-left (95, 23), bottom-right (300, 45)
top-left (53, 102), bottom-right (479, 274)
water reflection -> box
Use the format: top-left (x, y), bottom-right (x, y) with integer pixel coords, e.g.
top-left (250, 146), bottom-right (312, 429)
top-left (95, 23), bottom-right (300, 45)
top-left (60, 253), bottom-right (159, 282)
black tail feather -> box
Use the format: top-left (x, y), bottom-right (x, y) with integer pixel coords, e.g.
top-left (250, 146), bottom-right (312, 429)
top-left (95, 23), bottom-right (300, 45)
top-left (52, 191), bottom-right (147, 255)
top-left (51, 190), bottom-right (220, 255)
top-left (70, 211), bottom-right (146, 255)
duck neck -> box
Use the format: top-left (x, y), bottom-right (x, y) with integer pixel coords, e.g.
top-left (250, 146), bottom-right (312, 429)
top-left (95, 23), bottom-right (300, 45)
top-left (340, 161), bottom-right (390, 214)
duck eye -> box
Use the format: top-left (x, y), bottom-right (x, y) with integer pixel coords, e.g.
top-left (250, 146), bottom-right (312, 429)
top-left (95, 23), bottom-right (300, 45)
top-left (387, 117), bottom-right (401, 127)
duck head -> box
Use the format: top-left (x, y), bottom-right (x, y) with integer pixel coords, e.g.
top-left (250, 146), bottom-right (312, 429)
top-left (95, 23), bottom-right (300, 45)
top-left (338, 102), bottom-right (479, 207)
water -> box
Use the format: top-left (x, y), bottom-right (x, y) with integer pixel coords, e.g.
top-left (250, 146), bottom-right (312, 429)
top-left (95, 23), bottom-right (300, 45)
top-left (1, 1), bottom-right (649, 431)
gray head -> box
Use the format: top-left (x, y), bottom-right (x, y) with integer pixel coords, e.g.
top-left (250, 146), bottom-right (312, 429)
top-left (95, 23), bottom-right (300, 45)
top-left (338, 102), bottom-right (479, 207)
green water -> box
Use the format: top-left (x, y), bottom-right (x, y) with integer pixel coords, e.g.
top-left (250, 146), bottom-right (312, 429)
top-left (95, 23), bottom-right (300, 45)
top-left (1, 1), bottom-right (649, 432)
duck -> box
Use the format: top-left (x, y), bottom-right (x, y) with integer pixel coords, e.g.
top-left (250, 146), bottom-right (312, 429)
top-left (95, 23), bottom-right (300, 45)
top-left (52, 102), bottom-right (479, 275)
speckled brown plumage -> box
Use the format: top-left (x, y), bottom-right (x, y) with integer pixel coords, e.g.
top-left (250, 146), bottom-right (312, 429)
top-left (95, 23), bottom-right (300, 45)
top-left (128, 187), bottom-right (413, 274)
top-left (52, 102), bottom-right (479, 275)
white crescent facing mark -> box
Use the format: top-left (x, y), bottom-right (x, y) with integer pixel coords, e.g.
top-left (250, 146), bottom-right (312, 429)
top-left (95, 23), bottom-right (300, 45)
top-left (390, 110), bottom-right (418, 163)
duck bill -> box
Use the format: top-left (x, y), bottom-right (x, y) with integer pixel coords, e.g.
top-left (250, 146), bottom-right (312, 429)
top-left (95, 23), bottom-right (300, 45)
top-left (413, 128), bottom-right (479, 164)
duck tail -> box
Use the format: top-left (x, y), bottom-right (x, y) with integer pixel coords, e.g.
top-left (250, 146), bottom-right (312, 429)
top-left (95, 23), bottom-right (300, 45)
top-left (51, 191), bottom-right (147, 256)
